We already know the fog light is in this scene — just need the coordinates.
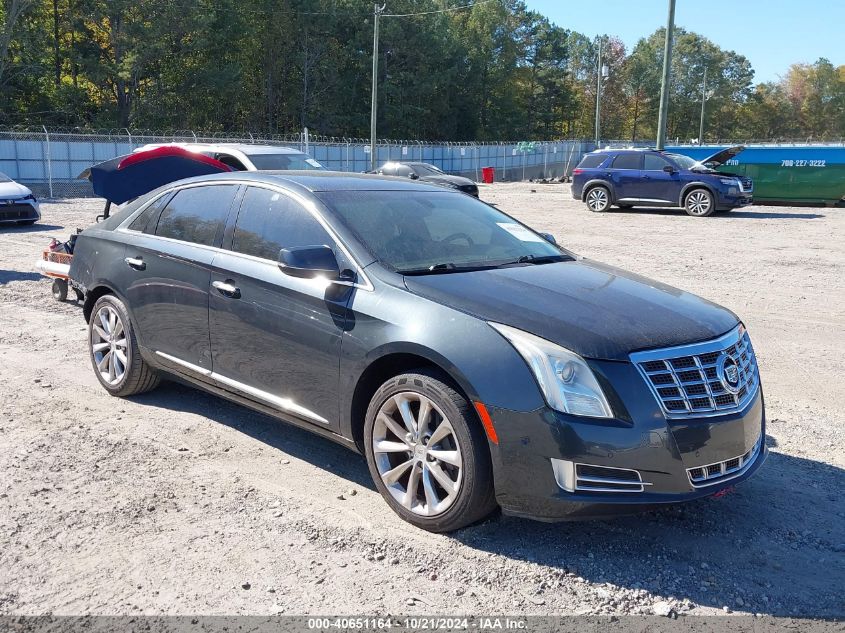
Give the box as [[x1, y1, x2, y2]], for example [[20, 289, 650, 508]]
[[550, 458, 576, 492]]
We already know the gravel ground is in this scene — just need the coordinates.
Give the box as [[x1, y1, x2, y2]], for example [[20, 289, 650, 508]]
[[0, 185, 843, 617]]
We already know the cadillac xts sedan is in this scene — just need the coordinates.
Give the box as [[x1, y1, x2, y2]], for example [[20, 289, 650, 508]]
[[69, 171, 766, 532]]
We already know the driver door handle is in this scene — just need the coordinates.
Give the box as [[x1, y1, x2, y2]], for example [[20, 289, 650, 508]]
[[124, 256, 146, 270], [212, 280, 241, 299]]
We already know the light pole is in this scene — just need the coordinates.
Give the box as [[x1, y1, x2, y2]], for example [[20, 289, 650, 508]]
[[655, 0, 676, 150], [698, 66, 708, 145], [594, 36, 603, 148], [370, 3, 386, 170]]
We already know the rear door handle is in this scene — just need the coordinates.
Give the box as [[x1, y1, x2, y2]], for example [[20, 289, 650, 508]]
[[124, 257, 146, 270], [212, 280, 241, 299]]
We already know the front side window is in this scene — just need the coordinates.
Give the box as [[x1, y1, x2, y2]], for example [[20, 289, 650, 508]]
[[409, 163, 443, 176], [232, 187, 333, 261], [154, 185, 237, 246], [643, 154, 672, 171], [611, 153, 641, 170], [318, 191, 568, 274]]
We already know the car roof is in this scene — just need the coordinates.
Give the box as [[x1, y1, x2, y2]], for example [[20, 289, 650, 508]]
[[135, 142, 305, 155], [178, 170, 451, 193]]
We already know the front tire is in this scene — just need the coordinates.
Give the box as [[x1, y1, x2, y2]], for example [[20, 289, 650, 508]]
[[684, 188, 715, 217], [363, 370, 496, 532], [585, 186, 611, 212], [88, 294, 160, 397]]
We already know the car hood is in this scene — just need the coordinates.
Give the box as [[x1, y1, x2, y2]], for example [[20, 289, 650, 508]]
[[699, 145, 745, 167], [420, 174, 476, 187], [0, 181, 32, 198], [403, 259, 739, 361]]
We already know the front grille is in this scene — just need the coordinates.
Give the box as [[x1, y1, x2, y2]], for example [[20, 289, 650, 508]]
[[630, 325, 760, 418], [687, 434, 762, 487], [0, 203, 37, 222], [551, 459, 649, 493], [739, 177, 753, 193]]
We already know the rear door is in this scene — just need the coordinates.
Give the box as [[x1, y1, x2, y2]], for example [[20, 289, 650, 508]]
[[207, 185, 354, 431], [122, 183, 239, 371], [637, 153, 683, 202], [608, 153, 643, 199]]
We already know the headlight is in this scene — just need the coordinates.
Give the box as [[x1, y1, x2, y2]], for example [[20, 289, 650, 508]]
[[489, 322, 613, 418], [719, 178, 738, 187], [21, 193, 36, 202]]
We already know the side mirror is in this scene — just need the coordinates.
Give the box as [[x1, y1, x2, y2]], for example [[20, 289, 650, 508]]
[[279, 245, 340, 279], [663, 165, 676, 173], [408, 173, 420, 180], [540, 232, 557, 245]]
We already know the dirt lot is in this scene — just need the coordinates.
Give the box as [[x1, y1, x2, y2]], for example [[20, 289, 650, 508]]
[[1, 184, 843, 618]]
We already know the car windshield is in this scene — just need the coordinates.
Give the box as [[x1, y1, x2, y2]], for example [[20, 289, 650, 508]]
[[410, 163, 444, 177], [246, 153, 324, 170], [318, 191, 569, 274], [664, 153, 711, 171], [0, 172, 11, 183]]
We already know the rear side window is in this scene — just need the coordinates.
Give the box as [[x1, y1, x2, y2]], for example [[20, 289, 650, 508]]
[[154, 185, 237, 247], [232, 187, 334, 261], [643, 154, 672, 171], [576, 154, 606, 169], [611, 153, 642, 170], [128, 194, 168, 233]]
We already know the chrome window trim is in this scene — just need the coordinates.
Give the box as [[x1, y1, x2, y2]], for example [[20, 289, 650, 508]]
[[154, 351, 329, 425], [116, 178, 373, 291], [629, 324, 761, 419]]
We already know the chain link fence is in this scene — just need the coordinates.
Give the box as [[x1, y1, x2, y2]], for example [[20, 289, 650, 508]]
[[0, 127, 592, 198]]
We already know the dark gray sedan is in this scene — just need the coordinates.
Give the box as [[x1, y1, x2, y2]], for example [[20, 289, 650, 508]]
[[69, 171, 766, 532]]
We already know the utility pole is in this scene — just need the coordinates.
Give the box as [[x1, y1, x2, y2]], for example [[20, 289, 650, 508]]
[[370, 3, 386, 170], [655, 0, 676, 150], [594, 36, 602, 148], [698, 67, 707, 146]]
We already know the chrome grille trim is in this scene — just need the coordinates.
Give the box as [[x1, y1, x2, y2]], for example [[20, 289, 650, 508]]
[[630, 325, 760, 419], [687, 434, 762, 488]]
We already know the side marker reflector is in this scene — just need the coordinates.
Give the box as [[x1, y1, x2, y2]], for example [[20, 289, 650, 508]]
[[473, 402, 498, 445]]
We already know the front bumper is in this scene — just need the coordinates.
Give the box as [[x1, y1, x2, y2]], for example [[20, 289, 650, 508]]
[[717, 190, 753, 209], [489, 361, 766, 521], [0, 200, 40, 224]]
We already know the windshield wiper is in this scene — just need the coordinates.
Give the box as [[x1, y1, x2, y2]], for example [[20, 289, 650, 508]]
[[400, 262, 499, 276], [498, 254, 568, 266]]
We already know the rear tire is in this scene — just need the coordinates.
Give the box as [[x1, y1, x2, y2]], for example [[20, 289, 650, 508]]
[[88, 294, 160, 397], [585, 186, 611, 212], [363, 369, 497, 532], [684, 188, 715, 217]]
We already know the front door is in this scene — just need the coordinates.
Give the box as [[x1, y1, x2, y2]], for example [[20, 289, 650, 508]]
[[635, 153, 683, 203], [208, 185, 354, 431], [123, 183, 239, 371]]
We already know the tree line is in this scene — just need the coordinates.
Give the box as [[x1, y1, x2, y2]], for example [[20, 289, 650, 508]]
[[1, 0, 843, 141]]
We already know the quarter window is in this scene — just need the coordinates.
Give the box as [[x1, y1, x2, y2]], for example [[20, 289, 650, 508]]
[[611, 154, 642, 170], [232, 187, 334, 261], [644, 154, 672, 171], [576, 154, 606, 169], [128, 194, 169, 233], [154, 185, 237, 246]]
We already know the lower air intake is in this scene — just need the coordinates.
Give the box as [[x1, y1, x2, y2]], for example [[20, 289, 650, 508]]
[[551, 459, 649, 493]]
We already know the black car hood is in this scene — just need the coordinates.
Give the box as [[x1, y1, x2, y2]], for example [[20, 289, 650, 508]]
[[421, 174, 476, 187], [700, 145, 745, 167], [404, 259, 739, 361]]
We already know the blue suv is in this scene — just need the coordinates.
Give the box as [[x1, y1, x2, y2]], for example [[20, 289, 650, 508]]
[[571, 147, 753, 217]]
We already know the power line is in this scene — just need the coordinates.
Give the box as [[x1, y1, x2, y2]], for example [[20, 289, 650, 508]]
[[383, 0, 498, 18]]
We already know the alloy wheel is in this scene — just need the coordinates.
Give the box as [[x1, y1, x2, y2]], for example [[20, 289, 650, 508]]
[[372, 392, 463, 516], [586, 187, 609, 211], [686, 191, 712, 215], [91, 305, 128, 385]]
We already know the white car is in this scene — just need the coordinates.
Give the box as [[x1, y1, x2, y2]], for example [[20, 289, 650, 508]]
[[132, 142, 324, 172], [0, 171, 41, 225]]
